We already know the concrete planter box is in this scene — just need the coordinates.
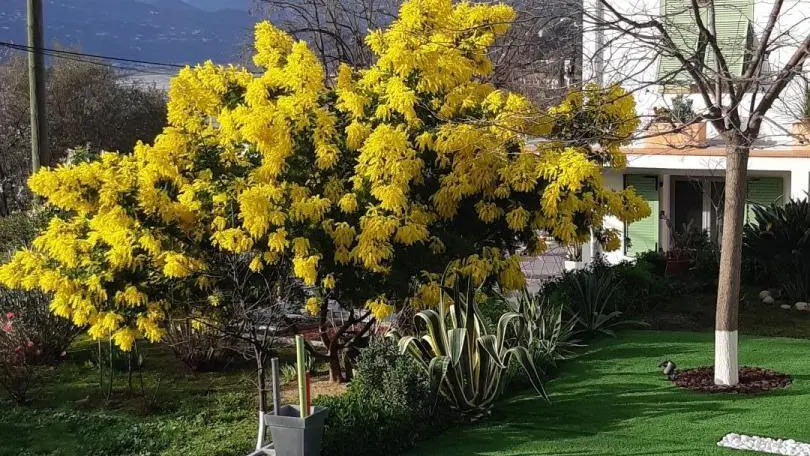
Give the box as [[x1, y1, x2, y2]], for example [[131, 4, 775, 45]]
[[793, 121, 810, 146], [646, 122, 707, 148], [267, 406, 329, 456]]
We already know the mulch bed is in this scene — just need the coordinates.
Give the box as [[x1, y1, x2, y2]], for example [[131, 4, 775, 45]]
[[672, 366, 792, 394]]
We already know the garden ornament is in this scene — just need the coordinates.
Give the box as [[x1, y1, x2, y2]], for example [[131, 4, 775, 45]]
[[659, 360, 677, 380]]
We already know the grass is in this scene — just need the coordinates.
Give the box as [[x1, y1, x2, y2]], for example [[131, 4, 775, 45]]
[[411, 330, 810, 456], [0, 337, 343, 456]]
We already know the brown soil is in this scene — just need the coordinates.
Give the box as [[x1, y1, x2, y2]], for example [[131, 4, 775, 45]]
[[671, 366, 791, 394], [279, 374, 346, 404]]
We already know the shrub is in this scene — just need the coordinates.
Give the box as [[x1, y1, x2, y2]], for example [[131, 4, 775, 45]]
[[609, 259, 668, 315], [162, 319, 237, 372], [0, 311, 38, 404], [0, 211, 50, 253], [397, 280, 545, 421], [743, 199, 810, 302], [314, 339, 445, 456], [543, 260, 641, 336], [0, 289, 79, 365]]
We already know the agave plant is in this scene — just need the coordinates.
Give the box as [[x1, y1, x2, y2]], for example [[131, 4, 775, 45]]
[[395, 280, 547, 421], [512, 289, 581, 367]]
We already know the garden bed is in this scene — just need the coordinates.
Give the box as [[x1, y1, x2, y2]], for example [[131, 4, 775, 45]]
[[672, 367, 791, 394]]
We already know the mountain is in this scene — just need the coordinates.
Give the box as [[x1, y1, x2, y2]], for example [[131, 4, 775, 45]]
[[0, 0, 257, 65]]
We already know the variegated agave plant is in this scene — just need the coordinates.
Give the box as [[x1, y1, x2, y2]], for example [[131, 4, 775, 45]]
[[394, 280, 547, 421]]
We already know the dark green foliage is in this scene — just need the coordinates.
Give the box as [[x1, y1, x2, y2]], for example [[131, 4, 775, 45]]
[[0, 210, 50, 254], [743, 199, 810, 301], [314, 340, 447, 456], [608, 259, 668, 315]]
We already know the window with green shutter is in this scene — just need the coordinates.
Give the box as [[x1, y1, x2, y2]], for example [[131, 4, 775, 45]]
[[703, 0, 754, 78], [624, 175, 660, 256], [746, 177, 784, 223], [658, 0, 753, 85]]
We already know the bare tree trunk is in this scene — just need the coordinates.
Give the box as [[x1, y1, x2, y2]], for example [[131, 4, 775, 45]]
[[328, 350, 344, 383], [714, 133, 749, 386], [254, 345, 268, 451]]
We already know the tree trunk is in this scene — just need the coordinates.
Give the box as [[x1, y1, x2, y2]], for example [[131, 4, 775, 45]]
[[328, 350, 344, 383], [714, 133, 749, 386], [254, 345, 268, 451]]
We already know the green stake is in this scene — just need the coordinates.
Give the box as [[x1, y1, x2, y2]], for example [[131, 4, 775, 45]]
[[295, 335, 308, 418]]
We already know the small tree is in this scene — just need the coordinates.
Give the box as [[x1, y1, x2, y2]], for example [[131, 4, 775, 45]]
[[0, 0, 648, 389]]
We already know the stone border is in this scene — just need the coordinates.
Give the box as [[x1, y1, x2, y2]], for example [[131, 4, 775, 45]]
[[718, 433, 810, 455]]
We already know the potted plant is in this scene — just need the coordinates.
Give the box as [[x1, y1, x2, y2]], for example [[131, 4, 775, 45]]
[[564, 244, 585, 271], [792, 85, 810, 146], [647, 95, 706, 148], [665, 219, 709, 275]]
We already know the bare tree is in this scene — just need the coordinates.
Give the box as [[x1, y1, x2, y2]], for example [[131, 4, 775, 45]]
[[581, 0, 810, 385]]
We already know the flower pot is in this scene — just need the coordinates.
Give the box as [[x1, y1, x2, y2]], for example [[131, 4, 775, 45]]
[[792, 121, 810, 146], [267, 406, 329, 456], [564, 260, 585, 271], [646, 122, 707, 148], [665, 250, 692, 275]]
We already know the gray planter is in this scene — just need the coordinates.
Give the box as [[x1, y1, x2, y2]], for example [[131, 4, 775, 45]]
[[266, 406, 329, 456]]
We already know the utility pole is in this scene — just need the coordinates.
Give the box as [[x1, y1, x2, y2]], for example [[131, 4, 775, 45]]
[[27, 0, 48, 172]]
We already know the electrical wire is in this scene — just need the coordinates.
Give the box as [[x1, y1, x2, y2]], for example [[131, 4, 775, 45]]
[[0, 41, 187, 69]]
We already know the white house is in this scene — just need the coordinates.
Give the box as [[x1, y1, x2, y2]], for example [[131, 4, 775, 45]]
[[576, 0, 810, 265]]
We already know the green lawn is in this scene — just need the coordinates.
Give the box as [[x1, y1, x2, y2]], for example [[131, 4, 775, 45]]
[[412, 331, 810, 456]]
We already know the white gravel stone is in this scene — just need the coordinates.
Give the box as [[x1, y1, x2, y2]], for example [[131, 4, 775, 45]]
[[763, 296, 775, 304], [795, 302, 809, 311], [781, 304, 792, 310], [718, 433, 810, 455], [760, 290, 773, 300]]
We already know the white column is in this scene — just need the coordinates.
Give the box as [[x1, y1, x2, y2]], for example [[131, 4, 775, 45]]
[[659, 174, 671, 252], [789, 168, 810, 201]]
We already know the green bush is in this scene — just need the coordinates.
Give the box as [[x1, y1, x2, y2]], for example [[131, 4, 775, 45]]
[[314, 339, 447, 456], [0, 210, 49, 254], [743, 199, 810, 302]]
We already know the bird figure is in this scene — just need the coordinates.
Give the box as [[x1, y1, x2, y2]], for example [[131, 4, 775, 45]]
[[659, 360, 677, 380]]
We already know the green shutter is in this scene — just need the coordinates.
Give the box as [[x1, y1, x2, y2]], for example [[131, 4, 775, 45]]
[[658, 0, 753, 83], [625, 175, 660, 256], [659, 0, 701, 84], [703, 0, 753, 78], [746, 177, 784, 223]]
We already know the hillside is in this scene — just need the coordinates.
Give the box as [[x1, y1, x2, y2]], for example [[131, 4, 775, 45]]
[[0, 0, 256, 65]]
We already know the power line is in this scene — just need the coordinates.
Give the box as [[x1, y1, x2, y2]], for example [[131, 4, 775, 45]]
[[0, 41, 262, 77], [0, 41, 187, 70]]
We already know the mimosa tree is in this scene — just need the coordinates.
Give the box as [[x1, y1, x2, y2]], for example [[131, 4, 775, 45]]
[[0, 0, 648, 383]]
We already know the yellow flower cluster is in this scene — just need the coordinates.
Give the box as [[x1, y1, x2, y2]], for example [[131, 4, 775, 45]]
[[0, 0, 649, 350]]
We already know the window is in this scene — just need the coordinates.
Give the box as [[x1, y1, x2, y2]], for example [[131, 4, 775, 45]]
[[658, 0, 754, 88]]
